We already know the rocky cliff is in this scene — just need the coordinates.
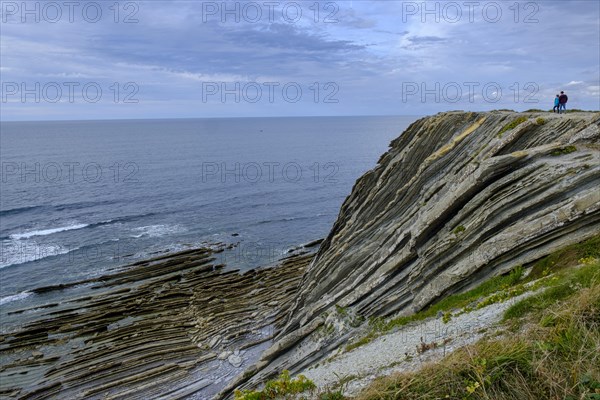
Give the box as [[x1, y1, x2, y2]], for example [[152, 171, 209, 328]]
[[3, 111, 598, 399], [222, 110, 600, 395]]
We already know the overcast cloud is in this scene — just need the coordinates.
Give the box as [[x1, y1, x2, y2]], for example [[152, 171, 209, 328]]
[[1, 0, 598, 120]]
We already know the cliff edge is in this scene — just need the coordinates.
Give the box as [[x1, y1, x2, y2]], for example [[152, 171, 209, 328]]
[[223, 110, 600, 395]]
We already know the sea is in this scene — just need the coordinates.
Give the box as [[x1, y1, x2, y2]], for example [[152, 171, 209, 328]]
[[0, 116, 418, 329]]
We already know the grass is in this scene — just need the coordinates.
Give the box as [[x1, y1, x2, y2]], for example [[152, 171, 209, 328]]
[[346, 266, 526, 351], [535, 117, 546, 125], [234, 370, 315, 400], [346, 334, 378, 352], [504, 259, 599, 321], [526, 234, 600, 279], [551, 145, 577, 156], [318, 391, 346, 400], [243, 237, 600, 399], [345, 234, 600, 351], [355, 258, 600, 400], [233, 369, 351, 400], [497, 116, 528, 137], [453, 225, 466, 235]]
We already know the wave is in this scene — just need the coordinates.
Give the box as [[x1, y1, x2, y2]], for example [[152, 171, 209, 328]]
[[0, 200, 119, 217], [0, 205, 47, 217], [0, 240, 73, 269], [95, 212, 156, 225], [53, 199, 120, 212], [131, 224, 187, 238], [9, 223, 89, 240], [0, 291, 32, 306], [255, 216, 316, 225], [5, 212, 158, 241]]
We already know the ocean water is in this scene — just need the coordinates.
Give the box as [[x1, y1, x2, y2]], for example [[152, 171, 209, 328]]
[[0, 116, 418, 325]]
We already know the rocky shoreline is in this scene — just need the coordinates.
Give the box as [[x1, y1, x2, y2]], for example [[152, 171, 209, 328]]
[[0, 247, 314, 399], [2, 111, 598, 400]]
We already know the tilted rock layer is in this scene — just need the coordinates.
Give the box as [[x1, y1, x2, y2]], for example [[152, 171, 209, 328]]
[[0, 249, 313, 399], [224, 111, 600, 394]]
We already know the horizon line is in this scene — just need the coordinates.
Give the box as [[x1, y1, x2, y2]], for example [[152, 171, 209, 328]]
[[0, 114, 427, 123]]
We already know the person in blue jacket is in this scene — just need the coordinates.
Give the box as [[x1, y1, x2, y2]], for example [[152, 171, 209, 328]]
[[553, 94, 560, 113]]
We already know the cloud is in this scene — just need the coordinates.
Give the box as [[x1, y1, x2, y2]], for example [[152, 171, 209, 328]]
[[407, 35, 446, 44], [1, 0, 598, 120]]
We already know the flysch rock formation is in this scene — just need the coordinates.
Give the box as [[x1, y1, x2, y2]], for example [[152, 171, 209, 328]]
[[220, 111, 600, 396], [0, 248, 313, 399], [2, 111, 598, 400]]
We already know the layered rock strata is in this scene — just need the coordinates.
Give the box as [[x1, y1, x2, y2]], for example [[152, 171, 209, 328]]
[[0, 248, 312, 399], [222, 111, 600, 395]]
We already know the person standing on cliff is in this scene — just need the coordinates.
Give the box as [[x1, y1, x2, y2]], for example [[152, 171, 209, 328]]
[[558, 91, 568, 114], [553, 94, 560, 113]]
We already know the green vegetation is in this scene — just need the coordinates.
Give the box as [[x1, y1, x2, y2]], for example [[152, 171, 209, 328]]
[[346, 235, 600, 351], [498, 116, 528, 137], [318, 390, 346, 400], [244, 237, 600, 400], [524, 109, 545, 113], [346, 333, 378, 352], [234, 370, 351, 400], [334, 304, 365, 328], [503, 261, 597, 322], [551, 145, 577, 156], [527, 234, 600, 279], [234, 370, 316, 400], [356, 256, 600, 400], [346, 265, 527, 351], [335, 304, 348, 317], [453, 225, 466, 235], [535, 117, 546, 125], [504, 258, 599, 321]]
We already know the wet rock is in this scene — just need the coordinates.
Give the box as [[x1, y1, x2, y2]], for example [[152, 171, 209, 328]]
[[1, 247, 313, 399], [304, 238, 324, 248]]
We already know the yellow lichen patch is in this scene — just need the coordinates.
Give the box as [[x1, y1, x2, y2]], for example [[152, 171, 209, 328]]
[[425, 117, 487, 162], [509, 150, 529, 158]]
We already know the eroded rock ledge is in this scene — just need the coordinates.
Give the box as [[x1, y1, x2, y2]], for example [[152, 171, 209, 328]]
[[221, 111, 600, 396], [0, 248, 313, 399]]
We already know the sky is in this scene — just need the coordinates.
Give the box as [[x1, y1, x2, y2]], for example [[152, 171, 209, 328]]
[[0, 0, 599, 120]]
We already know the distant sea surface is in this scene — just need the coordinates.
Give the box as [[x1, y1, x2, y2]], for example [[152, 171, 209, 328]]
[[0, 116, 418, 326]]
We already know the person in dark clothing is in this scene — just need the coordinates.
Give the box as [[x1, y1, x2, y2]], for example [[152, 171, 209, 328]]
[[553, 94, 560, 113], [558, 91, 568, 114]]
